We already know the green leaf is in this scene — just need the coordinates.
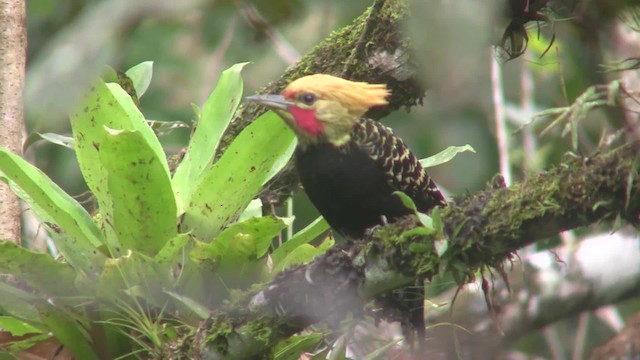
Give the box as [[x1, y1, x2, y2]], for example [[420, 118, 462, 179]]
[[0, 334, 51, 353], [420, 145, 475, 168], [215, 216, 288, 260], [99, 128, 177, 256], [172, 62, 249, 211], [431, 207, 443, 234], [274, 238, 334, 273], [23, 132, 75, 151], [434, 239, 448, 258], [70, 79, 171, 255], [181, 111, 295, 240], [125, 61, 153, 97], [39, 305, 100, 360], [0, 242, 77, 297], [164, 291, 210, 320], [238, 198, 263, 222], [401, 227, 434, 238], [0, 148, 105, 277], [188, 239, 217, 272], [393, 191, 417, 212], [189, 216, 287, 276], [147, 119, 189, 137], [271, 216, 329, 266], [0, 282, 40, 322], [0, 316, 43, 336], [154, 233, 191, 264], [417, 213, 433, 229], [273, 332, 324, 360]]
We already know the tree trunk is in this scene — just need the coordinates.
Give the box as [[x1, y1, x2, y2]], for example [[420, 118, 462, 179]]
[[0, 0, 27, 244]]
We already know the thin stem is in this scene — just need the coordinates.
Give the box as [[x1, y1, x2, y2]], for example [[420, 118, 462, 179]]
[[572, 312, 590, 360], [520, 54, 537, 170], [490, 49, 512, 186]]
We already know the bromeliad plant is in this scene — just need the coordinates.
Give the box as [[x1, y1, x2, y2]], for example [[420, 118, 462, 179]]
[[0, 62, 333, 359]]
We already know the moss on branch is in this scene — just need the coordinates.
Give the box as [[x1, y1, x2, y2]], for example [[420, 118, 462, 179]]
[[168, 143, 640, 359]]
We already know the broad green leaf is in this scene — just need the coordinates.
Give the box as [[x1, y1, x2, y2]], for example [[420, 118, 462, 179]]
[[0, 282, 40, 322], [0, 242, 77, 297], [273, 332, 324, 360], [190, 216, 287, 274], [238, 198, 263, 222], [271, 216, 329, 266], [172, 62, 249, 211], [189, 239, 217, 272], [70, 79, 170, 255], [266, 138, 297, 181], [154, 233, 191, 264], [0, 334, 50, 353], [39, 305, 100, 360], [215, 216, 288, 260], [0, 148, 105, 277], [125, 61, 153, 97], [420, 145, 475, 168], [0, 316, 43, 336], [99, 128, 177, 255], [181, 111, 295, 240], [274, 238, 334, 273]]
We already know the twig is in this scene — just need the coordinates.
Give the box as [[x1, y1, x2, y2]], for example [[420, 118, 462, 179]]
[[490, 49, 512, 186]]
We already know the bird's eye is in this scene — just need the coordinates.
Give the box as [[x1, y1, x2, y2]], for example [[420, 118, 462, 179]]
[[299, 93, 316, 105]]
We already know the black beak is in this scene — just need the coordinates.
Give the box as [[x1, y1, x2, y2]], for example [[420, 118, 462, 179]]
[[245, 94, 293, 110]]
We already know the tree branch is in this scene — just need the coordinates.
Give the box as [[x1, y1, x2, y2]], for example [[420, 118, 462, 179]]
[[422, 232, 640, 359], [170, 142, 640, 359]]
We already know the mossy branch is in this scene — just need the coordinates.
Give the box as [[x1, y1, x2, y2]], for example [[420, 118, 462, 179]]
[[169, 143, 640, 359]]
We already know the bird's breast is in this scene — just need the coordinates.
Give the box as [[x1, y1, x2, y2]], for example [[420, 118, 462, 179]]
[[294, 142, 413, 238]]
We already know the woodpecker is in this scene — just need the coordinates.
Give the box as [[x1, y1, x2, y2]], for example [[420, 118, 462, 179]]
[[246, 74, 445, 238], [247, 74, 446, 351]]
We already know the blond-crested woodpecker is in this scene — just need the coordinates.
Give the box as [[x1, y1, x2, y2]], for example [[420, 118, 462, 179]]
[[247, 74, 446, 350], [246, 74, 445, 238]]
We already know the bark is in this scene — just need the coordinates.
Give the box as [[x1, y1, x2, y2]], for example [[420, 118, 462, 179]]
[[0, 0, 26, 244], [168, 142, 640, 359]]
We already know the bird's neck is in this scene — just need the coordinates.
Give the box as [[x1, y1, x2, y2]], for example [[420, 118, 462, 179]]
[[295, 109, 362, 149], [296, 123, 358, 150]]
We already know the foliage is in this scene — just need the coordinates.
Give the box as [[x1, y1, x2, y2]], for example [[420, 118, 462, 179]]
[[0, 62, 327, 358]]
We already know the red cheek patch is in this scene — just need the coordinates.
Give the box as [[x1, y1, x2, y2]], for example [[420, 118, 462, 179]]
[[288, 106, 324, 136]]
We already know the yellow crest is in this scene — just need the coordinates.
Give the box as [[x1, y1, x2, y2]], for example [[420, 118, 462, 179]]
[[283, 74, 390, 116]]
